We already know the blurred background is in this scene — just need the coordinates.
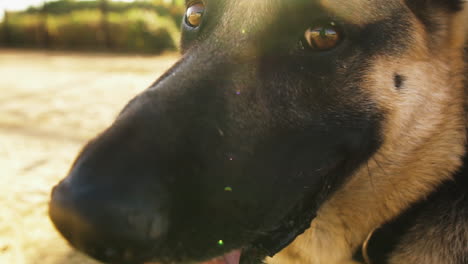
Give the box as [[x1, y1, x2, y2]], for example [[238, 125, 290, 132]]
[[0, 0, 182, 263], [1, 0, 184, 53]]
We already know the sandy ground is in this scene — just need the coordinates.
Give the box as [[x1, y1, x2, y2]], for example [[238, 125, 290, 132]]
[[0, 49, 178, 264]]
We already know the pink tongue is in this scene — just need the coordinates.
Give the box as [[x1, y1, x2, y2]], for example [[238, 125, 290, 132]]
[[201, 249, 242, 264]]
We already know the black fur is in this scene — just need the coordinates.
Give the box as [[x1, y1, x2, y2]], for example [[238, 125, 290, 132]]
[[406, 0, 465, 13]]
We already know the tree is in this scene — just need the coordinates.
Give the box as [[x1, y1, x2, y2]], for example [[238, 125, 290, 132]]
[[40, 0, 50, 48], [2, 10, 10, 46], [100, 0, 111, 49]]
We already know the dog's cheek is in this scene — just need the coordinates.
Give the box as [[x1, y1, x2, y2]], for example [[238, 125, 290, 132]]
[[364, 13, 466, 152], [268, 10, 467, 263]]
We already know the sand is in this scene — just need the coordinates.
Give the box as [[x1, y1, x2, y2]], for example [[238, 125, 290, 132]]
[[0, 49, 178, 264]]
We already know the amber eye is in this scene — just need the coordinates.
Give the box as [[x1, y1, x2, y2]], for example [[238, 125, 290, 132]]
[[186, 1, 205, 28], [304, 23, 342, 51]]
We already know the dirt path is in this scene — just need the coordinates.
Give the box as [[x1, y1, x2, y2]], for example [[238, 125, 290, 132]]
[[0, 49, 178, 264]]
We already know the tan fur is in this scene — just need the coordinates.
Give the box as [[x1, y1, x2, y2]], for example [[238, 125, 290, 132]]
[[387, 7, 468, 264], [320, 0, 401, 25], [268, 3, 468, 264]]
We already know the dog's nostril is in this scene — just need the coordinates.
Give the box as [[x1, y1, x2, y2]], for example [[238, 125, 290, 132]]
[[125, 212, 169, 240], [50, 181, 169, 263]]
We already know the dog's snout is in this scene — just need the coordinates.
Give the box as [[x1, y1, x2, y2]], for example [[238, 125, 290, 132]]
[[48, 73, 232, 262], [49, 161, 169, 264]]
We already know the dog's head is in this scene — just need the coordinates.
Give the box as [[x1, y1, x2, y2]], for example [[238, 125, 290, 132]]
[[49, 1, 467, 263]]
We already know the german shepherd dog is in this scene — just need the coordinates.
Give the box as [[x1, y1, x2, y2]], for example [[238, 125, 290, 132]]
[[49, 0, 468, 263]]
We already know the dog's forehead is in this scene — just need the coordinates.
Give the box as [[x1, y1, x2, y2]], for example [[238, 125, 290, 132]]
[[221, 0, 402, 25], [320, 0, 402, 24]]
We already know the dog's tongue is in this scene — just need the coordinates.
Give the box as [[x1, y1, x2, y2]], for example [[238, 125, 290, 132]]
[[201, 250, 242, 264]]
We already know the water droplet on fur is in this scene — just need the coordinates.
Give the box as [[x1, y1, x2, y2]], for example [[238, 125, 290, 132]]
[[226, 153, 238, 162]]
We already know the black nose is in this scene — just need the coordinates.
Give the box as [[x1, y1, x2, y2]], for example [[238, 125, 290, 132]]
[[49, 171, 169, 264]]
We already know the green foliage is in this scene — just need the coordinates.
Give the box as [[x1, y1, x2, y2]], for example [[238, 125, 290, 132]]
[[1, 0, 185, 54], [0, 14, 45, 48], [26, 0, 184, 24]]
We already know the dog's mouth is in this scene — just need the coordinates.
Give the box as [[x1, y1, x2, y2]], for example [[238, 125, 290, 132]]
[[194, 189, 320, 264], [140, 162, 329, 264], [145, 250, 242, 264], [199, 250, 242, 264], [143, 250, 242, 264], [142, 192, 319, 264]]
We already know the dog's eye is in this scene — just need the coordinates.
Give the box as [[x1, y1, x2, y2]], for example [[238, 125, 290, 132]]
[[304, 23, 342, 51], [186, 1, 205, 28]]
